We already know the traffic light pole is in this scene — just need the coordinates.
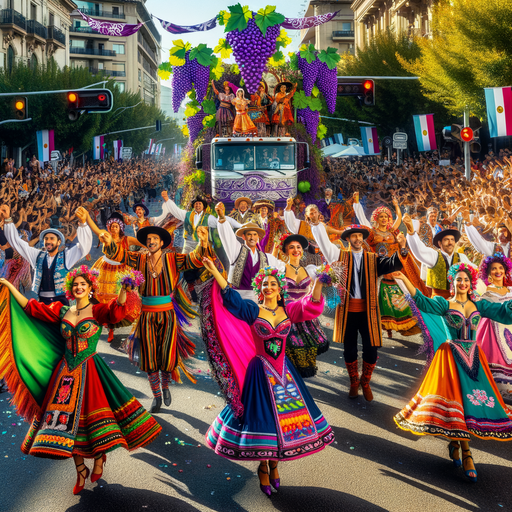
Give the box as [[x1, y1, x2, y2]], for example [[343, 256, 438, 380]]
[[463, 106, 471, 180], [0, 118, 32, 125]]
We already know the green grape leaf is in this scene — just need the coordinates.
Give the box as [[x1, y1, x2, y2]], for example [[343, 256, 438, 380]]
[[239, 77, 245, 86], [308, 96, 323, 112], [202, 99, 217, 115], [185, 103, 201, 118], [217, 10, 230, 26], [189, 44, 214, 67], [292, 90, 309, 110], [210, 56, 224, 80], [225, 4, 252, 32], [254, 5, 285, 36], [203, 114, 216, 128], [288, 52, 298, 70], [311, 85, 320, 97], [214, 38, 232, 59], [268, 50, 285, 67], [169, 39, 192, 66], [187, 89, 197, 100], [230, 63, 240, 75], [318, 47, 341, 69], [317, 123, 327, 140], [157, 62, 173, 80], [300, 43, 317, 64]]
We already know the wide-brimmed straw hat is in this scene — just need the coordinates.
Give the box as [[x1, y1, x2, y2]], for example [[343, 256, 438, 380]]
[[235, 222, 266, 239]]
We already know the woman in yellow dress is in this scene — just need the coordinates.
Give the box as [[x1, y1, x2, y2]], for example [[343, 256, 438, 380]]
[[232, 89, 257, 137]]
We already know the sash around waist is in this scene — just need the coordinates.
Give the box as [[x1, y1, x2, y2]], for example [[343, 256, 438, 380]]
[[141, 295, 174, 312], [347, 298, 367, 312]]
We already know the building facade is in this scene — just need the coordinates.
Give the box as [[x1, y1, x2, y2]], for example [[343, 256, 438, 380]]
[[70, 0, 160, 105], [351, 0, 434, 49], [0, 0, 75, 70], [300, 0, 355, 54]]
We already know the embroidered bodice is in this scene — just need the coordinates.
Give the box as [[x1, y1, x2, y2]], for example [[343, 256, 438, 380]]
[[367, 229, 399, 257], [284, 276, 311, 301], [481, 287, 512, 303], [252, 317, 292, 376], [444, 309, 481, 341]]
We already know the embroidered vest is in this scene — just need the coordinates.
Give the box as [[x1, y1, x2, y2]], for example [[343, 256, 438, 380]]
[[426, 252, 461, 291], [33, 250, 67, 295], [231, 245, 268, 289], [183, 211, 222, 251]]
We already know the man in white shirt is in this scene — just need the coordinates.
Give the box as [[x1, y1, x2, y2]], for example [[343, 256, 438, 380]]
[[216, 202, 285, 302], [0, 205, 93, 305]]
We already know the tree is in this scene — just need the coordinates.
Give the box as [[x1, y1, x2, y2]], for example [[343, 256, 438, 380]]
[[398, 0, 512, 118]]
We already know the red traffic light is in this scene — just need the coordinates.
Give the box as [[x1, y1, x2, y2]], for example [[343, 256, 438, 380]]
[[98, 94, 107, 102], [68, 92, 78, 103], [460, 127, 474, 142], [363, 80, 373, 90]]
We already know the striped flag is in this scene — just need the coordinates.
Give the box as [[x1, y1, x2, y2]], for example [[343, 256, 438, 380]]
[[148, 139, 155, 153], [413, 114, 437, 152], [485, 86, 512, 138], [36, 130, 54, 162], [93, 135, 104, 160], [360, 127, 379, 155], [113, 140, 123, 160]]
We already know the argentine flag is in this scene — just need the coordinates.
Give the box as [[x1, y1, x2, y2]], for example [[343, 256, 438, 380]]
[[485, 86, 512, 138], [360, 127, 379, 155], [413, 114, 437, 152]]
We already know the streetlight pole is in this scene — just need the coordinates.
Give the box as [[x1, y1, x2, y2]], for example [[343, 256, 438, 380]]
[[463, 106, 471, 181]]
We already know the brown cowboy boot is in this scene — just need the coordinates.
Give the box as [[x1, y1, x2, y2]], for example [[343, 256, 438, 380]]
[[345, 361, 360, 398], [360, 361, 377, 402]]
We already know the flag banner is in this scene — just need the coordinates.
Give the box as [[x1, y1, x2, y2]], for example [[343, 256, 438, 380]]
[[93, 135, 105, 160], [413, 114, 437, 152], [163, 147, 166, 155], [153, 15, 217, 35], [360, 127, 379, 155], [282, 11, 340, 30], [36, 130, 54, 163], [156, 143, 162, 155], [75, 9, 143, 36], [113, 140, 123, 160], [150, 143, 157, 155], [148, 139, 155, 154], [333, 133, 344, 145], [485, 86, 512, 138]]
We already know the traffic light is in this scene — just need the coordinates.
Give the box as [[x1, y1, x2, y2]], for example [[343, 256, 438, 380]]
[[14, 97, 27, 120], [156, 120, 162, 132], [337, 79, 375, 106], [460, 127, 474, 142], [66, 89, 113, 121], [469, 116, 482, 154], [451, 118, 482, 153], [362, 79, 375, 106]]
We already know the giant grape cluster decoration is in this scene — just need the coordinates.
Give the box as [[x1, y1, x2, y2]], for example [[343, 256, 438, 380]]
[[190, 58, 210, 104], [317, 62, 337, 114], [226, 16, 281, 94], [297, 107, 320, 143], [297, 54, 320, 97], [172, 52, 192, 113], [187, 109, 207, 143]]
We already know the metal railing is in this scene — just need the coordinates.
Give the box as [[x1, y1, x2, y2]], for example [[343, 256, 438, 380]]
[[137, 33, 157, 63], [332, 30, 354, 38], [135, 2, 161, 43], [27, 19, 47, 39], [70, 26, 98, 34], [77, 7, 125, 19], [142, 59, 157, 80], [71, 47, 116, 56], [47, 25, 66, 45], [89, 67, 126, 77], [0, 9, 27, 31]]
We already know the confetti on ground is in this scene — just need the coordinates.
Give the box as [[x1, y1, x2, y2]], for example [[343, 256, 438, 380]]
[[203, 405, 217, 410]]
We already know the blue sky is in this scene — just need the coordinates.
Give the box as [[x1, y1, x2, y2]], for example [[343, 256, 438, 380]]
[[146, 1, 310, 83]]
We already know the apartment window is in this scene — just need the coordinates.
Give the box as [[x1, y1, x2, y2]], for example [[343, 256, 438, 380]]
[[112, 6, 119, 15], [112, 44, 125, 55], [113, 62, 125, 71], [115, 82, 125, 93], [49, 12, 54, 26], [342, 22, 352, 31], [70, 39, 85, 48], [98, 62, 104, 69], [138, 69, 141, 82], [30, 3, 36, 20]]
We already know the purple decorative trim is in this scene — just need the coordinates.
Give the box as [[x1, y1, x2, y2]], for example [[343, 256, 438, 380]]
[[78, 10, 143, 36], [282, 11, 340, 30], [404, 293, 435, 370]]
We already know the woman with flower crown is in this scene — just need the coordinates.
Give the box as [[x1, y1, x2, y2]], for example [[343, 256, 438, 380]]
[[476, 253, 512, 401], [0, 266, 161, 495], [393, 263, 512, 483], [201, 258, 334, 496]]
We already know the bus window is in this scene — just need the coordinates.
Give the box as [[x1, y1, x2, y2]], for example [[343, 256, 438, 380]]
[[257, 147, 271, 168]]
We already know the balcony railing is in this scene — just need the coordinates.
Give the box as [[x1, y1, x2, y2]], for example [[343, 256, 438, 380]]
[[77, 7, 125, 19], [332, 30, 354, 38], [142, 59, 157, 80], [0, 8, 27, 31], [138, 33, 157, 63], [27, 19, 47, 39], [71, 47, 116, 56], [135, 2, 161, 43], [89, 67, 126, 77], [47, 25, 66, 45], [70, 26, 100, 34]]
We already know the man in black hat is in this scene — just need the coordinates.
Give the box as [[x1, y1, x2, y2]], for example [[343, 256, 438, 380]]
[[312, 222, 406, 402], [125, 194, 170, 238], [100, 224, 213, 413]]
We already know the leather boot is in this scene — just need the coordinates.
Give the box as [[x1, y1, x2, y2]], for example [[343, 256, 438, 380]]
[[345, 361, 360, 399], [150, 397, 162, 413], [360, 361, 377, 402], [162, 388, 172, 407]]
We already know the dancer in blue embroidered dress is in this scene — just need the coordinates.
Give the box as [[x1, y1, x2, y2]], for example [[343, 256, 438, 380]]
[[201, 257, 334, 496]]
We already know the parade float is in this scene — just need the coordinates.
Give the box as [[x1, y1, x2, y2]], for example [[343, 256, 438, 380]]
[[158, 4, 341, 209]]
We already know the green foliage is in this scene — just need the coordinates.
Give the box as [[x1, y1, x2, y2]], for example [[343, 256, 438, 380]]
[[189, 44, 215, 67], [318, 48, 340, 70], [300, 44, 317, 64], [254, 6, 285, 36], [225, 4, 252, 32], [0, 61, 185, 157]]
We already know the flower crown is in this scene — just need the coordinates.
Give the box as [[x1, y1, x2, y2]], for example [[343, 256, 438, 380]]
[[273, 232, 292, 250], [106, 217, 125, 233], [251, 266, 289, 298], [65, 265, 100, 301], [447, 262, 478, 297], [478, 252, 512, 286], [115, 269, 145, 291], [370, 206, 393, 230]]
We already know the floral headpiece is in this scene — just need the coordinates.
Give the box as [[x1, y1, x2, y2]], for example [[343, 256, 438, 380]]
[[274, 232, 292, 250], [370, 206, 393, 230], [106, 217, 125, 233], [251, 266, 289, 299], [447, 262, 478, 298], [65, 265, 100, 301], [478, 253, 512, 286]]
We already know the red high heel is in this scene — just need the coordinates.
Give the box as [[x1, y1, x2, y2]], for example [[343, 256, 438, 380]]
[[73, 463, 90, 495], [91, 453, 107, 483], [107, 329, 114, 343]]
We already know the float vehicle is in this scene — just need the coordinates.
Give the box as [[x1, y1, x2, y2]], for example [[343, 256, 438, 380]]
[[196, 136, 310, 208]]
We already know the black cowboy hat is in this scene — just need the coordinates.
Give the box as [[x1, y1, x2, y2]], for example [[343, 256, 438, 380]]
[[275, 81, 294, 93], [282, 234, 309, 252], [433, 228, 461, 247], [108, 212, 124, 223], [137, 226, 172, 249], [190, 196, 208, 210], [133, 203, 149, 217], [341, 224, 370, 241]]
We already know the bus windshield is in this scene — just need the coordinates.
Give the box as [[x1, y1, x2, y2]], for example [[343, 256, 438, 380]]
[[213, 143, 295, 171]]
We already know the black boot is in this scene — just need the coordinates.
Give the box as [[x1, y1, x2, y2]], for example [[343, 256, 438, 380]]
[[162, 388, 172, 407], [150, 397, 162, 413]]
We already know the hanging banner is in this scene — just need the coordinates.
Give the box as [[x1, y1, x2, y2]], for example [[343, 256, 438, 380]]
[[153, 15, 217, 35], [93, 135, 105, 160], [113, 140, 123, 161], [148, 139, 155, 154], [413, 114, 437, 152], [282, 11, 340, 30], [484, 86, 512, 138], [360, 127, 379, 155], [76, 9, 143, 37], [36, 130, 55, 163]]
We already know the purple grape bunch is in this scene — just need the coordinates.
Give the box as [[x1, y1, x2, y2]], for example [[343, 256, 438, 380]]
[[226, 16, 281, 94], [172, 52, 192, 113], [297, 107, 320, 143], [297, 54, 320, 97], [190, 58, 210, 104], [187, 108, 207, 143], [317, 62, 337, 114]]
